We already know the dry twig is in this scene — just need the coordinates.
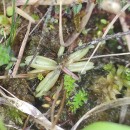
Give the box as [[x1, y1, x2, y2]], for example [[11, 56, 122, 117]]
[[51, 79, 63, 129], [15, 7, 35, 23], [12, 21, 31, 77], [22, 115, 30, 130], [81, 52, 130, 60], [52, 90, 66, 130]]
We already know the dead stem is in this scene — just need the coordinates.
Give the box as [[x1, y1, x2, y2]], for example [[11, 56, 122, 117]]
[[52, 90, 66, 129], [15, 7, 35, 23], [0, 73, 35, 79], [61, 67, 79, 80], [12, 21, 31, 77], [81, 52, 130, 60], [0, 70, 48, 79], [22, 115, 30, 130], [51, 79, 63, 125]]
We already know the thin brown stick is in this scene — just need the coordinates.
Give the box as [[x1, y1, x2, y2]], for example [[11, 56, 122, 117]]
[[16, 7, 35, 23], [0, 72, 42, 79], [52, 90, 66, 129], [12, 21, 31, 77], [22, 115, 30, 130], [51, 79, 63, 125]]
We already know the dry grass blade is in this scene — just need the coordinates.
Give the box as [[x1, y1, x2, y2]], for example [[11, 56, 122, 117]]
[[12, 21, 31, 77], [81, 52, 130, 60], [52, 90, 66, 130], [22, 115, 30, 130], [0, 73, 37, 79], [71, 97, 130, 130], [15, 7, 35, 23], [51, 80, 63, 124]]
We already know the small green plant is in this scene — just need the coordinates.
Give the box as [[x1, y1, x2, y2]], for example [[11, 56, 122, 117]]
[[31, 14, 40, 21], [68, 89, 88, 113], [0, 15, 11, 36], [25, 45, 94, 97], [6, 107, 23, 125], [0, 44, 11, 66], [37, 73, 44, 81], [6, 6, 13, 17], [72, 4, 82, 16], [64, 74, 88, 113], [104, 63, 130, 88], [92, 63, 130, 102], [64, 74, 75, 97]]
